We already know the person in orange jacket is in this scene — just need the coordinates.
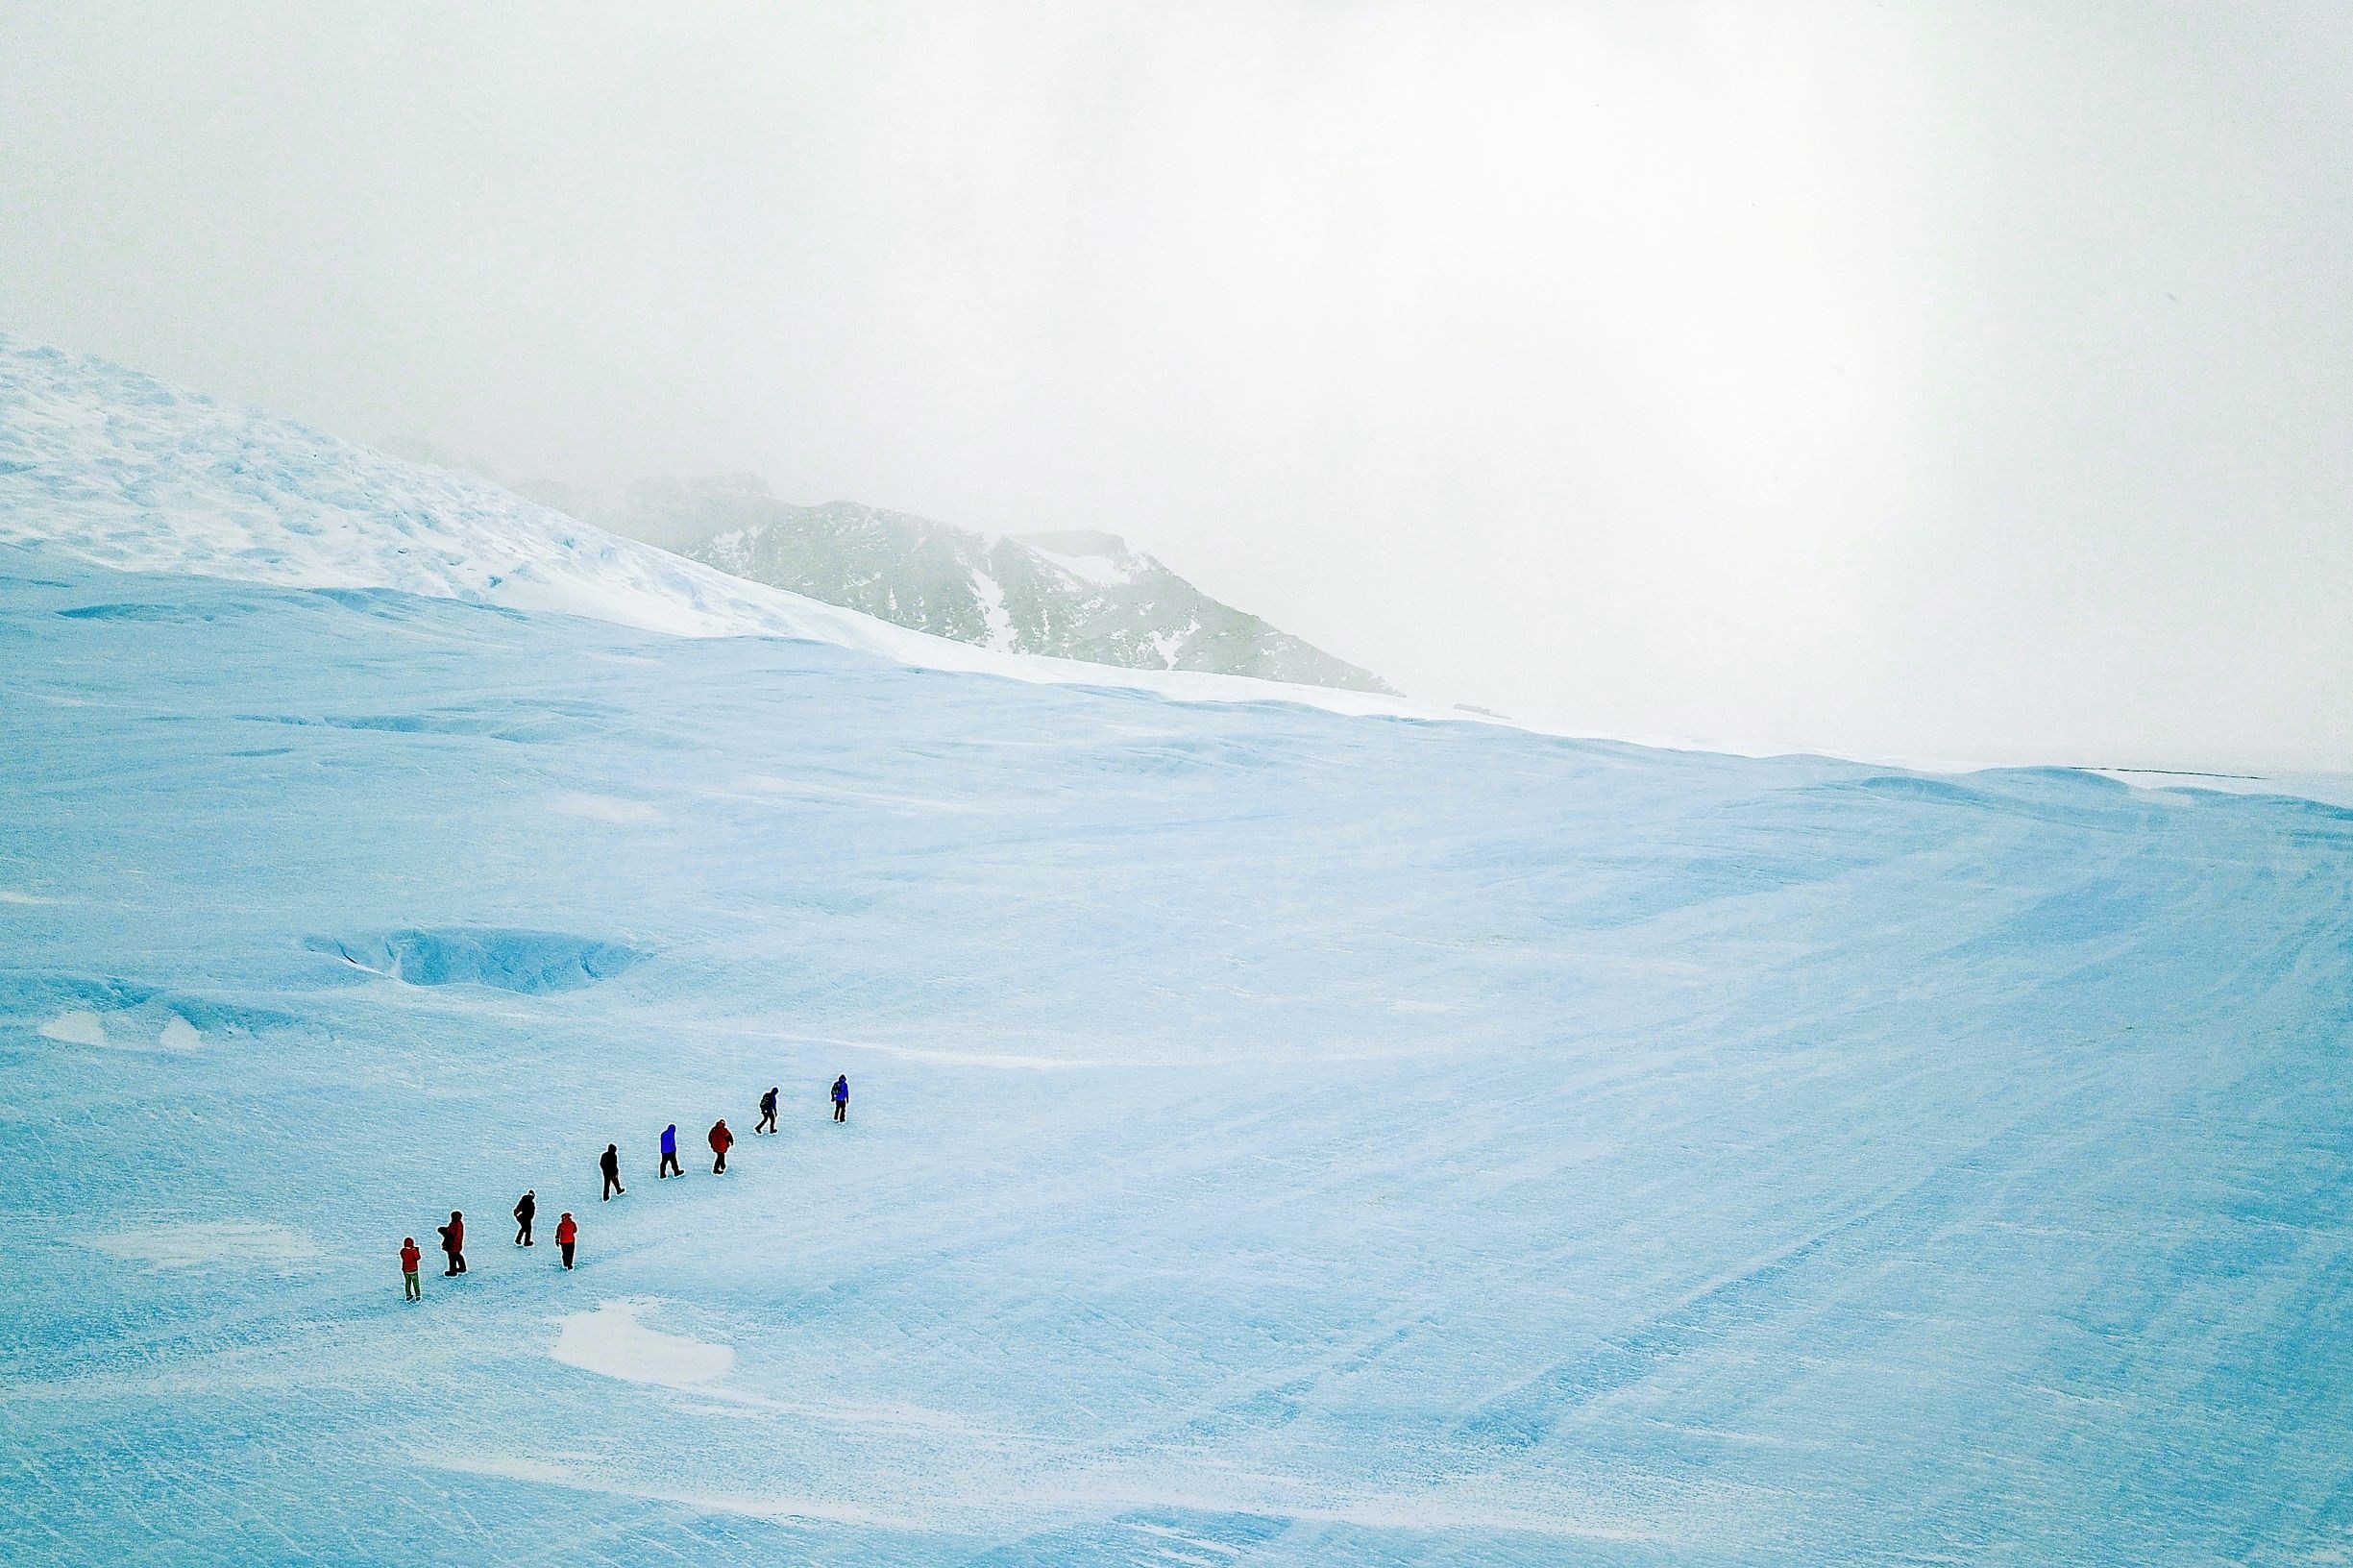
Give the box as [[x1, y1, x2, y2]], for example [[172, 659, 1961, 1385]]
[[709, 1117, 734, 1173], [555, 1212, 577, 1270], [400, 1237, 423, 1301]]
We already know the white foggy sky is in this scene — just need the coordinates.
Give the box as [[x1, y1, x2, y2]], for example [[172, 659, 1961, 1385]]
[[3, 2, 2347, 771]]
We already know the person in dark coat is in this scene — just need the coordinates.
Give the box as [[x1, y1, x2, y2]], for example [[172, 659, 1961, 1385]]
[[755, 1087, 778, 1135], [437, 1211, 466, 1276], [831, 1074, 849, 1122], [659, 1122, 682, 1178], [555, 1212, 577, 1270], [601, 1142, 625, 1200], [401, 1237, 423, 1301], [709, 1118, 734, 1173], [513, 1189, 536, 1247]]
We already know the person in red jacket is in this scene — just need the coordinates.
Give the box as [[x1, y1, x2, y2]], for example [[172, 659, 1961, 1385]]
[[400, 1237, 423, 1301], [555, 1212, 577, 1270], [708, 1117, 733, 1173], [437, 1211, 466, 1276]]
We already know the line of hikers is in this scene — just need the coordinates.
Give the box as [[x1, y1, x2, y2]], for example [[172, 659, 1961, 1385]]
[[400, 1074, 850, 1301]]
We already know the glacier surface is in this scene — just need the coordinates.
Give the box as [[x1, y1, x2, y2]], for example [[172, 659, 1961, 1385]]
[[3, 332, 2351, 1564], [4, 540, 2350, 1565]]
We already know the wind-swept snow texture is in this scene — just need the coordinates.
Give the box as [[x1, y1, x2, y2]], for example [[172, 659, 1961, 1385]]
[[4, 545, 2350, 1565]]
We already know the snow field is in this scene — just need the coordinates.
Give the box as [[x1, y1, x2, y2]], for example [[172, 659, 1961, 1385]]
[[3, 544, 2350, 1563]]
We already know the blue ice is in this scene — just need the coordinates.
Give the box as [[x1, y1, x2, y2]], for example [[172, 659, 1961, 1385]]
[[2, 543, 2349, 1564]]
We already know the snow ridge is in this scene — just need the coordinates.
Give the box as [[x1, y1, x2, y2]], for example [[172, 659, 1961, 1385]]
[[0, 333, 1430, 720]]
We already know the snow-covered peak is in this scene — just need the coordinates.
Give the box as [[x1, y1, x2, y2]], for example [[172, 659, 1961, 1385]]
[[0, 333, 1439, 720], [0, 334, 937, 659]]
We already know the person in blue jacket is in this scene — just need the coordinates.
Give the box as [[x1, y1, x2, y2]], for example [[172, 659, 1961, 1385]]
[[658, 1122, 682, 1178], [831, 1074, 849, 1123]]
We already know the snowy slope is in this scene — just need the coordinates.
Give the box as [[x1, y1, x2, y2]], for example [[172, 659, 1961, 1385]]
[[0, 334, 1425, 719], [4, 537, 2351, 1565]]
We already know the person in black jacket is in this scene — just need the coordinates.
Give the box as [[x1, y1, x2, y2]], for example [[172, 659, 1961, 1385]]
[[755, 1087, 779, 1135], [601, 1142, 625, 1200], [513, 1189, 535, 1246]]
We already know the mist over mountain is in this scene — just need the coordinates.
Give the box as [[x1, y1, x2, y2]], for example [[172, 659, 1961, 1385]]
[[381, 443, 1396, 697], [566, 476, 1396, 695]]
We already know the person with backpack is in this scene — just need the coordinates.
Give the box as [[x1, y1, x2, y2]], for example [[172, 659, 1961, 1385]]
[[659, 1123, 682, 1179], [513, 1189, 536, 1247], [437, 1211, 466, 1276], [400, 1237, 423, 1301], [555, 1212, 577, 1270], [601, 1142, 625, 1200], [755, 1087, 778, 1135], [709, 1118, 734, 1173], [831, 1074, 849, 1122]]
